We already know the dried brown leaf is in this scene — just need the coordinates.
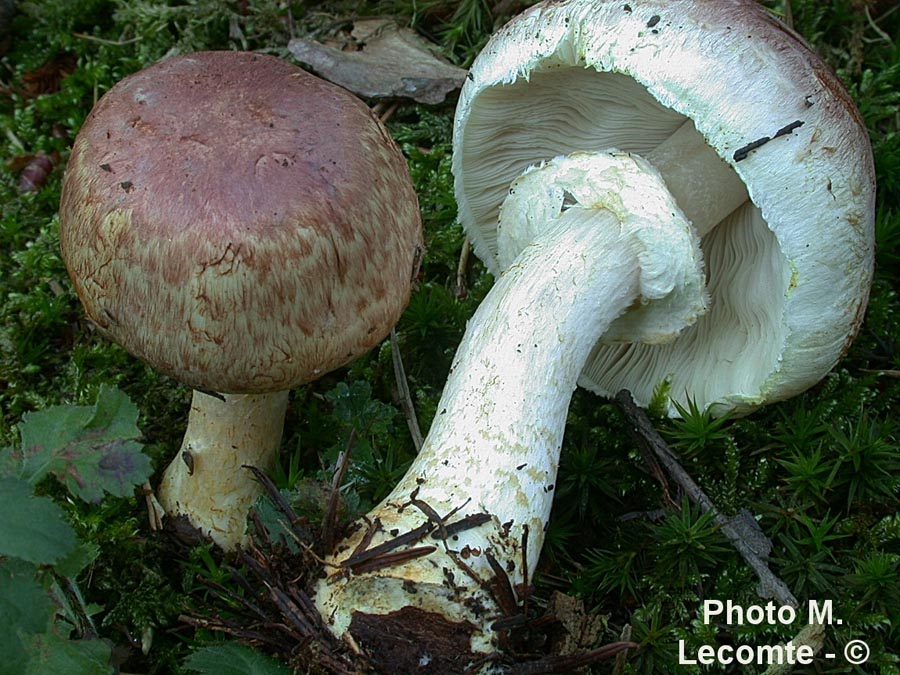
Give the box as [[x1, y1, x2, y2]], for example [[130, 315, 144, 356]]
[[288, 20, 466, 104]]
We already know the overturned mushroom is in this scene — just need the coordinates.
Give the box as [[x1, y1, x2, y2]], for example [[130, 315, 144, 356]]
[[320, 149, 706, 670], [315, 0, 875, 668], [59, 51, 422, 549], [457, 0, 875, 415]]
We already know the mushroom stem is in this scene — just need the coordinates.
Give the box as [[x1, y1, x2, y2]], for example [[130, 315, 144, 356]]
[[158, 389, 289, 548], [316, 153, 705, 663], [645, 119, 749, 236], [319, 209, 635, 654]]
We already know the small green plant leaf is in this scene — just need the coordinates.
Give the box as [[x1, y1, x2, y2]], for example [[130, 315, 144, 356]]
[[0, 476, 77, 564], [0, 558, 55, 674], [184, 643, 292, 675], [0, 385, 151, 503], [23, 632, 113, 675], [52, 540, 101, 579]]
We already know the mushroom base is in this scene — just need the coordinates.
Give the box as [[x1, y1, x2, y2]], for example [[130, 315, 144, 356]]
[[158, 389, 289, 549]]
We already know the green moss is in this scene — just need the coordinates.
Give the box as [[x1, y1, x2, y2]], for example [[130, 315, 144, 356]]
[[1, 1, 899, 673]]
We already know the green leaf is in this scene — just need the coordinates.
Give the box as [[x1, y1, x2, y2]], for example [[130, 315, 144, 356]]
[[0, 558, 55, 674], [23, 632, 113, 675], [0, 385, 152, 503], [0, 476, 77, 564], [326, 381, 395, 436], [252, 494, 300, 554], [184, 643, 292, 675], [52, 541, 101, 579]]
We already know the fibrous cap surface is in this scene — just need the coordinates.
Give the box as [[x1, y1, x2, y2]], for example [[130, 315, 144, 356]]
[[61, 51, 423, 393]]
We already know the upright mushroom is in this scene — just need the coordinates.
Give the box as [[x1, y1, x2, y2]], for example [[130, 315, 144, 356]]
[[59, 51, 422, 549], [315, 0, 875, 670]]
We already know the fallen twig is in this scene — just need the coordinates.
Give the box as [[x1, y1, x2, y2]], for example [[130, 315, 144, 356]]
[[374, 101, 400, 124], [614, 391, 831, 668], [782, 0, 793, 29], [613, 390, 798, 607], [72, 31, 140, 46], [139, 481, 164, 531], [391, 328, 424, 451], [613, 624, 633, 675], [862, 368, 900, 378], [322, 428, 357, 553], [865, 4, 893, 44], [341, 521, 434, 571], [244, 464, 313, 545], [505, 641, 640, 674]]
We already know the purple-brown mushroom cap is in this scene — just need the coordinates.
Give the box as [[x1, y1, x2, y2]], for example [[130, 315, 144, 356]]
[[60, 51, 423, 393]]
